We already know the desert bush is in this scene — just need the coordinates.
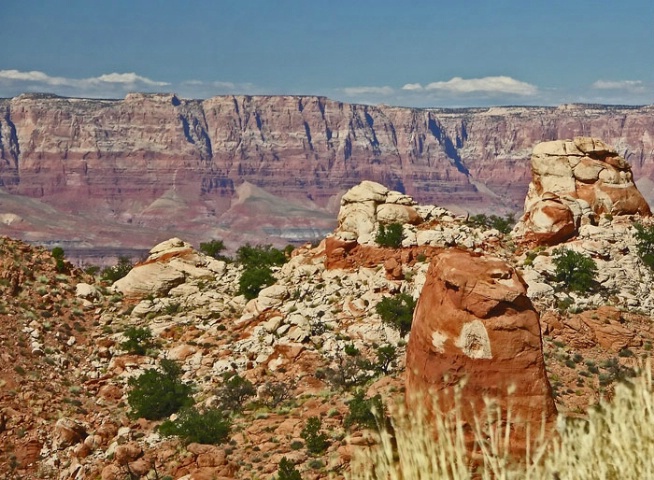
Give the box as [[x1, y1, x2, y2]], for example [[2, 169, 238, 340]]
[[236, 243, 287, 269], [552, 248, 598, 293], [276, 457, 303, 480], [238, 266, 276, 300], [349, 364, 654, 480], [101, 256, 133, 283], [374, 344, 398, 374], [301, 416, 329, 455], [199, 239, 228, 260], [324, 351, 374, 391], [158, 407, 231, 445], [344, 390, 385, 431], [467, 213, 516, 234], [216, 372, 256, 413], [633, 222, 654, 270], [376, 223, 404, 248], [120, 326, 155, 355], [375, 293, 416, 337], [259, 379, 296, 408], [127, 359, 193, 420], [51, 247, 67, 273]]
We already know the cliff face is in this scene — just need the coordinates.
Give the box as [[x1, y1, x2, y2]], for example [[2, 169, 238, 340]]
[[0, 93, 652, 256]]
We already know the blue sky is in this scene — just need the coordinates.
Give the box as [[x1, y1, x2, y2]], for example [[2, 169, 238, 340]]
[[1, 0, 652, 107]]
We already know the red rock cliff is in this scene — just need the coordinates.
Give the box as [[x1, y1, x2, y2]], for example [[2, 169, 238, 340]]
[[0, 94, 652, 253]]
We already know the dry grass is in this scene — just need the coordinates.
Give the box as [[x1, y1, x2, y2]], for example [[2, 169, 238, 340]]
[[349, 365, 654, 480]]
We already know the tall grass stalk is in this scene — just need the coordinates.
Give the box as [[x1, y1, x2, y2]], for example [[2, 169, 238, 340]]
[[349, 363, 654, 479]]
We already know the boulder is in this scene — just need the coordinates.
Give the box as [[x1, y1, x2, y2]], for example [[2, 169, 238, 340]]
[[405, 251, 557, 451], [515, 137, 651, 245], [336, 181, 430, 245], [54, 417, 87, 449], [112, 238, 223, 298]]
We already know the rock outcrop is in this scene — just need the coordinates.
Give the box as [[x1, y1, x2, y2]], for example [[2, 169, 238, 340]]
[[1, 95, 654, 258], [514, 137, 651, 244], [112, 237, 228, 298], [405, 250, 557, 446]]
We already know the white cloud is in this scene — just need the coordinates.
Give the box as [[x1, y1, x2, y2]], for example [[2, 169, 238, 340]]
[[592, 80, 645, 92], [93, 72, 169, 86], [420, 76, 538, 96], [401, 83, 423, 91], [342, 86, 394, 96], [0, 69, 171, 98]]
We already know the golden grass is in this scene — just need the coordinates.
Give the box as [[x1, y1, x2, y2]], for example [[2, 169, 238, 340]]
[[349, 366, 654, 479]]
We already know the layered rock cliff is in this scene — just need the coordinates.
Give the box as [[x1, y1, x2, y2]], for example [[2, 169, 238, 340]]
[[0, 93, 652, 258]]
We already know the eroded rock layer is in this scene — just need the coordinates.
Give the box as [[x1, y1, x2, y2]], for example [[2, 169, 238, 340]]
[[1, 94, 653, 254], [514, 137, 651, 244]]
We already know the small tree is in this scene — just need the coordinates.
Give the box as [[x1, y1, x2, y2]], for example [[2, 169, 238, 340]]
[[216, 372, 256, 413], [467, 213, 515, 234], [199, 239, 228, 260], [301, 416, 329, 455], [127, 359, 193, 420], [102, 256, 133, 283], [238, 266, 276, 300], [51, 247, 67, 273], [633, 222, 654, 270], [276, 457, 303, 480], [259, 379, 296, 408], [236, 244, 287, 269], [120, 326, 155, 355], [158, 407, 231, 445], [376, 223, 404, 248], [374, 344, 398, 374], [376, 293, 416, 337], [552, 248, 598, 293], [344, 390, 385, 431]]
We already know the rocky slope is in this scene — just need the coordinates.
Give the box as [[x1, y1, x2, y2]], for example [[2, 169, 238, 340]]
[[0, 94, 653, 260], [2, 139, 654, 479]]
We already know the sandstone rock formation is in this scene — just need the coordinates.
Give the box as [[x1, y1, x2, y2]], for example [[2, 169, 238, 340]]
[[405, 250, 557, 445], [514, 137, 651, 244], [112, 237, 228, 298], [1, 94, 654, 258], [336, 181, 423, 244]]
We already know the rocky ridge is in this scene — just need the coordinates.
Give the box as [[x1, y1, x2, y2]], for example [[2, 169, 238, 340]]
[[1, 94, 654, 259], [2, 141, 654, 478]]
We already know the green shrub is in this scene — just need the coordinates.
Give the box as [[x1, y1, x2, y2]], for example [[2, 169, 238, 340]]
[[276, 457, 303, 480], [51, 247, 68, 273], [467, 213, 516, 234], [633, 222, 654, 270], [324, 351, 374, 391], [127, 359, 193, 420], [101, 256, 133, 283], [120, 326, 155, 355], [375, 223, 404, 248], [301, 416, 329, 455], [552, 248, 598, 293], [259, 379, 295, 408], [344, 390, 385, 431], [158, 407, 231, 445], [238, 266, 276, 300], [375, 293, 416, 337], [236, 244, 287, 269], [199, 239, 228, 260], [216, 372, 256, 413], [374, 344, 398, 374]]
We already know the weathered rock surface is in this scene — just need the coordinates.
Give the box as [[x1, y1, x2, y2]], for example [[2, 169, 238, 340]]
[[113, 237, 229, 298], [514, 137, 651, 244], [1, 95, 654, 257], [405, 250, 557, 442]]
